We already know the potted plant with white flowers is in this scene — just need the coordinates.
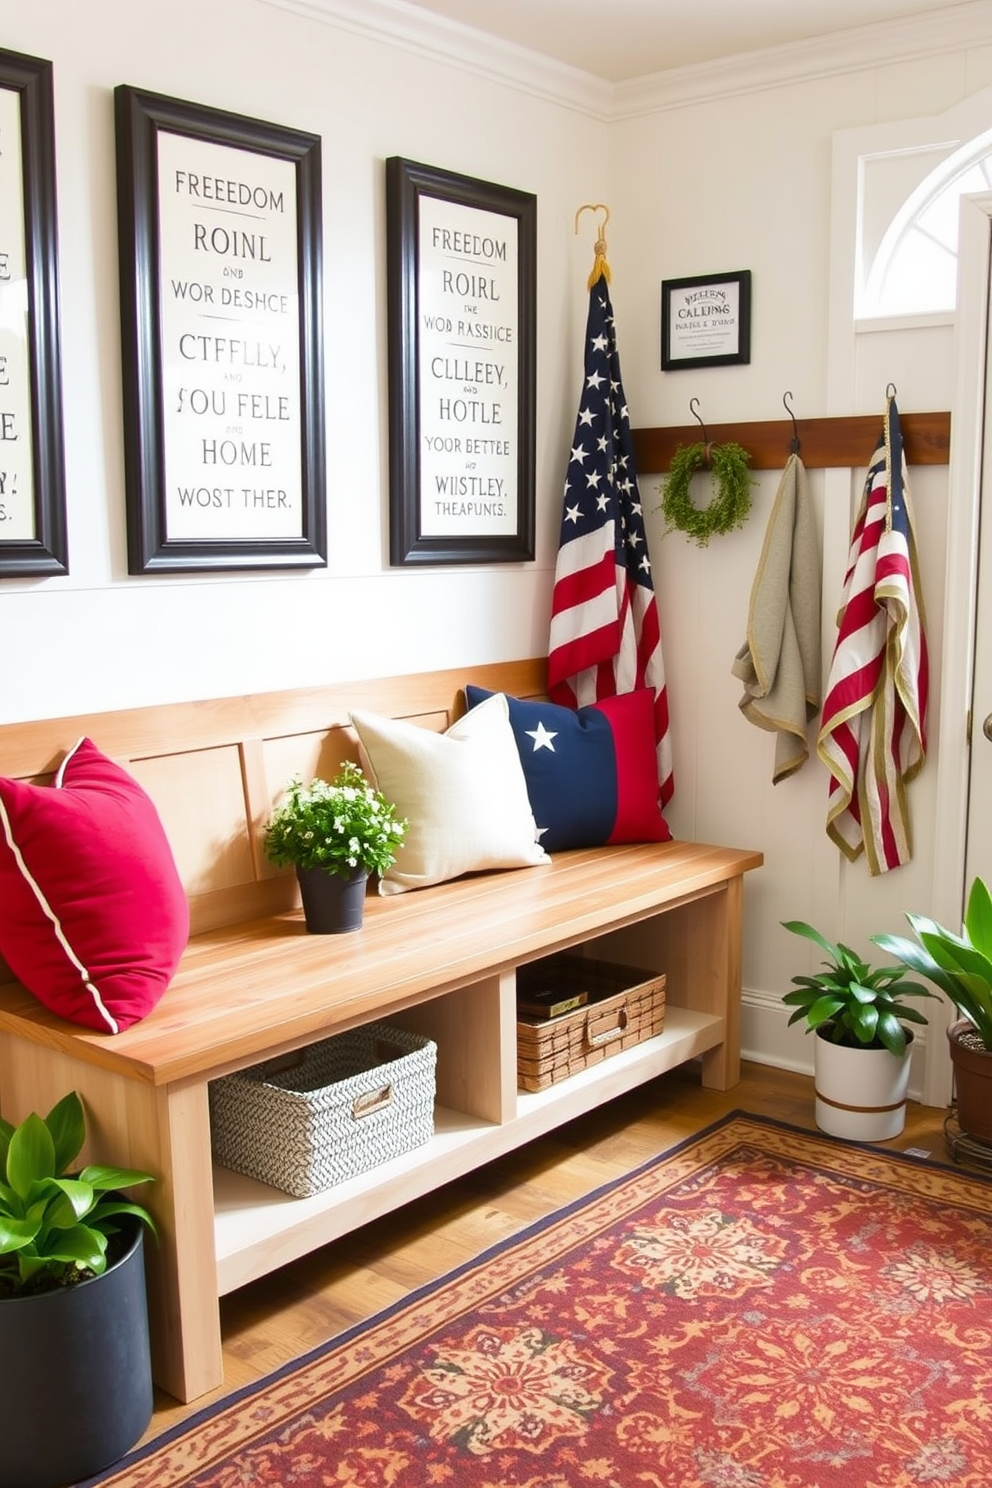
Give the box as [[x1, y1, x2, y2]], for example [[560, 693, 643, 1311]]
[[264, 761, 407, 933]]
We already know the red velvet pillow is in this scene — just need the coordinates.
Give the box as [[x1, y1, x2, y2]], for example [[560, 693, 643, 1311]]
[[0, 738, 189, 1032]]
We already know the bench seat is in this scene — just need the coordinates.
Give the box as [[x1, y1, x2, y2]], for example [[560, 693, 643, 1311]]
[[0, 661, 762, 1402]]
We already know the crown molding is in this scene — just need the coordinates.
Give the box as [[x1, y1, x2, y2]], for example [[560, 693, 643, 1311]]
[[613, 1, 992, 117], [258, 0, 992, 120], [256, 0, 614, 119]]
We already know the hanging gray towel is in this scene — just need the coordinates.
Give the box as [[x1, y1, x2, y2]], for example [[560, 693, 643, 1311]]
[[731, 453, 821, 782]]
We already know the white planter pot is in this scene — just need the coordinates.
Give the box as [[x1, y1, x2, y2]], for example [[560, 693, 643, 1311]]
[[813, 1026, 913, 1140]]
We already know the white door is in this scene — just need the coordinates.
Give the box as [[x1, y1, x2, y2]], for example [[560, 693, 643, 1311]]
[[924, 193, 992, 1106], [964, 300, 992, 902]]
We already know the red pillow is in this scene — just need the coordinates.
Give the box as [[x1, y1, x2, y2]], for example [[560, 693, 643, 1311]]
[[0, 738, 189, 1032]]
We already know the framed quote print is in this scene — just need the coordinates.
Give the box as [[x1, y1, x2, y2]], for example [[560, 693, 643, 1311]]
[[0, 48, 67, 576], [115, 85, 325, 573], [386, 156, 536, 565], [661, 269, 751, 371]]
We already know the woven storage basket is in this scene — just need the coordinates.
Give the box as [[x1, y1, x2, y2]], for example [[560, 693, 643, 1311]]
[[516, 954, 666, 1093], [209, 1023, 436, 1198]]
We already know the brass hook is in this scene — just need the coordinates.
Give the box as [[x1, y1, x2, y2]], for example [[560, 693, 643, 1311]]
[[574, 202, 611, 243], [783, 390, 800, 454], [574, 203, 612, 287]]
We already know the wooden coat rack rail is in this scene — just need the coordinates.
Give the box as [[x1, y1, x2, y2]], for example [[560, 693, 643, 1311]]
[[631, 411, 951, 473]]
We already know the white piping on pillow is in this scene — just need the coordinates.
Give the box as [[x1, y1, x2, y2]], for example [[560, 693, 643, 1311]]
[[0, 738, 119, 1034], [54, 735, 85, 788]]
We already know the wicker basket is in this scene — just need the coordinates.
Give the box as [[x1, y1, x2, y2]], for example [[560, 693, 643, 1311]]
[[208, 1023, 436, 1198], [516, 954, 666, 1092]]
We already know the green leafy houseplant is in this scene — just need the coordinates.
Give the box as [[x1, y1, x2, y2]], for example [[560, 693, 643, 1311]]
[[264, 760, 407, 880], [0, 1090, 156, 1299], [873, 876, 992, 1051], [782, 919, 935, 1057]]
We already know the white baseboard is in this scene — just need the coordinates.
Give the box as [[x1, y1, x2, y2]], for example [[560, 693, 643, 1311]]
[[741, 992, 930, 1105]]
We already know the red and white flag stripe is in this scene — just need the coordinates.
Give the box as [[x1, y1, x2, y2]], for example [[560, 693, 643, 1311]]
[[817, 397, 928, 874]]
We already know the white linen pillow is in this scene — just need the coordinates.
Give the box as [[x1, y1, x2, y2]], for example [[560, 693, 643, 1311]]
[[349, 693, 550, 894]]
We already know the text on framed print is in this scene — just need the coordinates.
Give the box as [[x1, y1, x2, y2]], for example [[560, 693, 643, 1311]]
[[0, 48, 66, 576], [115, 86, 325, 572], [661, 269, 751, 371], [386, 157, 535, 565]]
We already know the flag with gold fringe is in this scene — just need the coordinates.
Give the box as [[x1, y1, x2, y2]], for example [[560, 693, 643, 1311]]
[[817, 395, 928, 873]]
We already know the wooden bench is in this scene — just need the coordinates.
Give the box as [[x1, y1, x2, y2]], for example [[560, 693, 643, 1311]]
[[0, 658, 763, 1402]]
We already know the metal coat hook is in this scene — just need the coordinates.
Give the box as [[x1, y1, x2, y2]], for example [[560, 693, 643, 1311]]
[[689, 397, 712, 465], [574, 202, 610, 245], [783, 390, 800, 454]]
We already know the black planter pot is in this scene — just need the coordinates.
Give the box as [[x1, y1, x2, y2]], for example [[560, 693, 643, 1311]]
[[0, 1214, 153, 1488], [297, 864, 368, 933]]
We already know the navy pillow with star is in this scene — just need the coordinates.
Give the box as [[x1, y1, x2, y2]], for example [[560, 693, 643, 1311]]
[[464, 686, 672, 852]]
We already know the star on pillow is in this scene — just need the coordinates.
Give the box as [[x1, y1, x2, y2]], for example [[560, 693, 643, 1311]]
[[526, 721, 558, 752]]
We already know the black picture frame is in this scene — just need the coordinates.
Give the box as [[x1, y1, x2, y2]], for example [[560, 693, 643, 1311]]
[[0, 48, 67, 576], [115, 85, 325, 573], [661, 269, 751, 371], [386, 157, 536, 565]]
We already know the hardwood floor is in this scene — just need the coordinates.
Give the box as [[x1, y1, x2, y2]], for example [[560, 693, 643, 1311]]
[[145, 1060, 955, 1441]]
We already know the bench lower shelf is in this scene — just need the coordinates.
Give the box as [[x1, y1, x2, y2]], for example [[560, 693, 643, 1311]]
[[0, 841, 758, 1403], [213, 1005, 722, 1293]]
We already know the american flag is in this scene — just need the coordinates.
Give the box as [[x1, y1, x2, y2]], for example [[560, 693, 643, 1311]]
[[817, 396, 929, 874], [547, 274, 674, 806]]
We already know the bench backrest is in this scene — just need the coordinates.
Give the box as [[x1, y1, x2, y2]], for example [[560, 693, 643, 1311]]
[[0, 658, 547, 941]]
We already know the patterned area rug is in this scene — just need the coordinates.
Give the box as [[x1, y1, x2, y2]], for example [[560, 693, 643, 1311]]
[[85, 1112, 992, 1488]]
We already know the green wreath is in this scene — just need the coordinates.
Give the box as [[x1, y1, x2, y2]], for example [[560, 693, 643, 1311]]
[[658, 441, 754, 547]]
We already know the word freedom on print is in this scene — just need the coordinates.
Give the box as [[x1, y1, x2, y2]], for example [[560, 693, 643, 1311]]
[[429, 226, 507, 261], [172, 170, 286, 213]]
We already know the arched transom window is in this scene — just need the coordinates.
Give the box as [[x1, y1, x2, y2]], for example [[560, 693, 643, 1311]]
[[860, 127, 992, 319]]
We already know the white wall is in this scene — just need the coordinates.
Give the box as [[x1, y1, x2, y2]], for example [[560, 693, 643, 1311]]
[[609, 34, 992, 1085], [5, 0, 992, 1089], [0, 0, 607, 719]]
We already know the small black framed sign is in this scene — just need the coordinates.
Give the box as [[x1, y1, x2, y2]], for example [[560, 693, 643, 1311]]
[[115, 85, 325, 573], [0, 48, 67, 576], [386, 157, 536, 565], [661, 269, 751, 371]]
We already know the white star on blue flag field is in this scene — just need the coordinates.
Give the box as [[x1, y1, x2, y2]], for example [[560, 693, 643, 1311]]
[[558, 288, 652, 585]]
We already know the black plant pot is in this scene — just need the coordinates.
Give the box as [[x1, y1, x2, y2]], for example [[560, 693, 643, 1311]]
[[297, 864, 368, 933], [0, 1214, 153, 1488]]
